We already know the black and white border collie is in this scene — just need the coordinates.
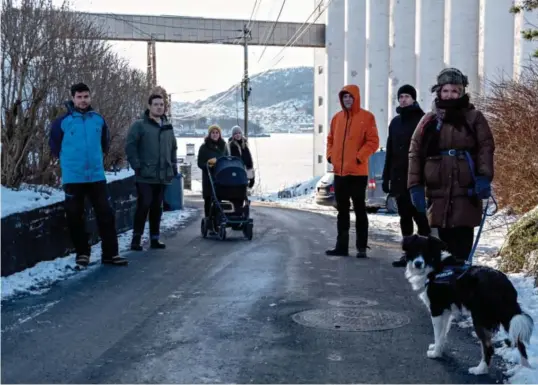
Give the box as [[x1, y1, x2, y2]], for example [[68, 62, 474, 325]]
[[402, 234, 534, 375]]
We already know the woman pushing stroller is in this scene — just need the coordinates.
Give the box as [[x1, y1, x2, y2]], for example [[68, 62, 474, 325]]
[[197, 125, 229, 222]]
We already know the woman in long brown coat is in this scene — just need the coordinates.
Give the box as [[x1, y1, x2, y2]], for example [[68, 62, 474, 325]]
[[407, 68, 495, 263]]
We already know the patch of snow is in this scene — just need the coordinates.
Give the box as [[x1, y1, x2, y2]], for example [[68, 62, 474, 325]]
[[0, 208, 197, 301], [251, 176, 321, 202], [185, 180, 203, 196], [104, 168, 135, 182], [1, 170, 135, 218]]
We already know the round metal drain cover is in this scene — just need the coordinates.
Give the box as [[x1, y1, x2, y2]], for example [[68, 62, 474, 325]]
[[327, 297, 378, 308], [292, 308, 410, 332]]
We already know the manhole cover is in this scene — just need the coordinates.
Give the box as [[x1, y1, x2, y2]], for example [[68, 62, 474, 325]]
[[327, 297, 378, 307], [292, 308, 410, 332]]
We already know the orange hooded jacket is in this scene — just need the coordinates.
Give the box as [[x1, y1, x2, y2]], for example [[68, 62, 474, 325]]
[[326, 85, 380, 176]]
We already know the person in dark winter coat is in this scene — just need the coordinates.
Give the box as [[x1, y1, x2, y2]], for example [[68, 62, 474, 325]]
[[197, 124, 229, 219], [228, 125, 255, 188], [408, 68, 495, 264], [382, 84, 431, 267], [125, 94, 178, 251]]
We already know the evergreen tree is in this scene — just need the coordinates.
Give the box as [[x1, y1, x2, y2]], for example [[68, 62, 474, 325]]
[[511, 0, 538, 57]]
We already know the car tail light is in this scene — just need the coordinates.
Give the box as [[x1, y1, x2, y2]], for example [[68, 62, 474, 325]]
[[368, 179, 376, 189]]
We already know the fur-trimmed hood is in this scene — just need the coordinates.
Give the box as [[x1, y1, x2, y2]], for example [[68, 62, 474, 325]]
[[228, 136, 248, 150]]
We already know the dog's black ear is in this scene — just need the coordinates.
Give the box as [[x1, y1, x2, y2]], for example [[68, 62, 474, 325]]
[[402, 234, 418, 251], [427, 235, 448, 251]]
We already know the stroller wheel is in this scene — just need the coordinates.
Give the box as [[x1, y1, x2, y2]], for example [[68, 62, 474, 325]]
[[218, 226, 227, 241], [244, 223, 253, 240], [201, 218, 208, 238]]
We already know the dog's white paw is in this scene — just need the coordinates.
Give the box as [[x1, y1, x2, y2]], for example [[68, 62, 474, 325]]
[[468, 361, 489, 375], [427, 348, 443, 359], [428, 343, 435, 351]]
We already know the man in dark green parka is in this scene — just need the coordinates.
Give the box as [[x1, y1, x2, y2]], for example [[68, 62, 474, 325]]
[[125, 94, 178, 250]]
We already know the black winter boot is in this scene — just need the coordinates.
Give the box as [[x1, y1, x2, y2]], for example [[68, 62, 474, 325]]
[[325, 247, 349, 257], [131, 234, 143, 251], [392, 253, 407, 267], [356, 248, 368, 259], [150, 239, 166, 249]]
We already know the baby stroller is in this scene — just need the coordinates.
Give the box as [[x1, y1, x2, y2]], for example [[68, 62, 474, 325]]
[[201, 156, 254, 241]]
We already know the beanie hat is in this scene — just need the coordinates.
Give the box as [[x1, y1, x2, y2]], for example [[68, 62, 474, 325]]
[[430, 67, 468, 93], [397, 84, 417, 101], [208, 124, 222, 136], [231, 125, 243, 136]]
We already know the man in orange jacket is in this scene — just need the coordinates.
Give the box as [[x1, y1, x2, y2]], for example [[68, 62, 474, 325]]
[[326, 84, 380, 258]]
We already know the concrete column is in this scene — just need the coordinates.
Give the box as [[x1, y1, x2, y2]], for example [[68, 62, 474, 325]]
[[444, 0, 480, 96], [514, 2, 538, 78], [388, 0, 416, 122], [325, 0, 345, 172], [313, 47, 327, 177], [478, 0, 515, 95], [416, 0, 445, 110], [345, 0, 367, 90], [366, 0, 390, 145], [325, 0, 346, 123]]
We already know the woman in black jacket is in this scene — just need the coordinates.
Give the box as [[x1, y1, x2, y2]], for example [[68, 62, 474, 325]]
[[197, 124, 229, 218], [228, 125, 255, 188]]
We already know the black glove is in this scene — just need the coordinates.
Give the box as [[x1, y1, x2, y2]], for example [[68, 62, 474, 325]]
[[382, 180, 390, 194], [248, 178, 255, 188], [327, 157, 331, 164], [173, 167, 178, 176]]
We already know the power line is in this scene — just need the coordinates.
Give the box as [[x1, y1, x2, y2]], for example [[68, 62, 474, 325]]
[[257, 0, 287, 63], [173, 1, 328, 121]]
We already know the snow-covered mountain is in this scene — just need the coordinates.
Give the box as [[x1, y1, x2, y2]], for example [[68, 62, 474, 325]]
[[172, 67, 314, 132]]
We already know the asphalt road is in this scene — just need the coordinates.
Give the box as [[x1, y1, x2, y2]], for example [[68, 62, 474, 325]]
[[1, 197, 505, 383]]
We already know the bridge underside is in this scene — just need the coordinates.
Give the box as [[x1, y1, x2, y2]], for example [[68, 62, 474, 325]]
[[81, 12, 326, 47]]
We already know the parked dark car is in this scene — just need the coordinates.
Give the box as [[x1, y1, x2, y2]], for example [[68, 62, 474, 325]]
[[314, 149, 398, 213]]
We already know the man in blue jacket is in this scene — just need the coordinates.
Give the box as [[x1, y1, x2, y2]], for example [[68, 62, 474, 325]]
[[49, 83, 128, 268]]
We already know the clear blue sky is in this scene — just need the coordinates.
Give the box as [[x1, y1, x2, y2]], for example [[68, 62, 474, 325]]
[[56, 0, 318, 101]]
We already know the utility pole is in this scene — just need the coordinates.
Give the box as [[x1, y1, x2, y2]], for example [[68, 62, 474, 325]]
[[240, 24, 252, 137]]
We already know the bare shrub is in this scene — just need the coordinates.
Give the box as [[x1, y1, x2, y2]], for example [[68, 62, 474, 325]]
[[1, 0, 147, 188], [476, 64, 538, 214]]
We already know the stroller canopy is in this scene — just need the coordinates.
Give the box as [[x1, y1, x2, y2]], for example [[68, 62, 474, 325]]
[[214, 156, 249, 186]]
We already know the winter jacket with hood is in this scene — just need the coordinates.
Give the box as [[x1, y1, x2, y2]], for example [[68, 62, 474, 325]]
[[228, 136, 254, 179], [125, 110, 178, 184], [408, 95, 495, 228], [326, 85, 380, 176]]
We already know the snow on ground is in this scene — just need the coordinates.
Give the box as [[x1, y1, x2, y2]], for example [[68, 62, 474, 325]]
[[184, 179, 203, 196], [1, 169, 135, 218], [1, 208, 197, 302], [260, 191, 537, 384]]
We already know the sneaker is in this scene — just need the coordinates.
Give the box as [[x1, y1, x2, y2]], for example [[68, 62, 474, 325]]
[[325, 248, 349, 257], [392, 255, 407, 267], [150, 239, 166, 249], [356, 249, 368, 259], [102, 255, 128, 266]]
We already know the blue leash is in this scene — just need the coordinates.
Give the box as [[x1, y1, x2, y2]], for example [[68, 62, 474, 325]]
[[462, 151, 498, 266]]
